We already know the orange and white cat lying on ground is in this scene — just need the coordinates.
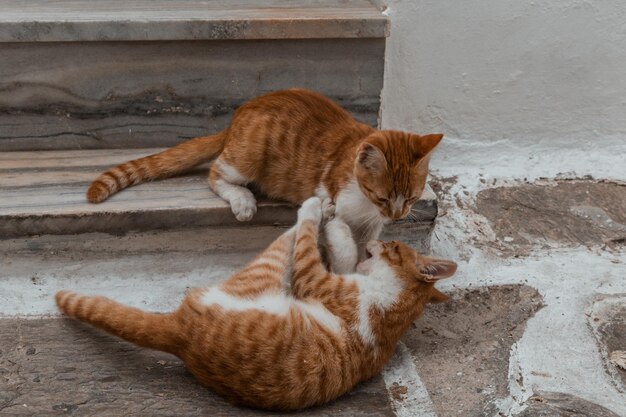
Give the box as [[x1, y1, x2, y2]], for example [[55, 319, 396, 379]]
[[87, 89, 443, 268], [56, 197, 456, 411]]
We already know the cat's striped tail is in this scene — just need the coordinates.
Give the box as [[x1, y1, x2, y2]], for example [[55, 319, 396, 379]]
[[55, 290, 184, 356], [86, 132, 226, 203]]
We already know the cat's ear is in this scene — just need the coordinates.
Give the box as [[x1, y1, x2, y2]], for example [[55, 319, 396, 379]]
[[419, 257, 457, 282], [429, 288, 449, 303], [357, 143, 387, 173], [411, 134, 443, 159]]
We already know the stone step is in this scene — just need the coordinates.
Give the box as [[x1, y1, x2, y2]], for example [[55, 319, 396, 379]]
[[0, 212, 429, 416], [0, 0, 388, 151], [0, 0, 388, 42], [0, 148, 438, 237], [0, 225, 397, 415]]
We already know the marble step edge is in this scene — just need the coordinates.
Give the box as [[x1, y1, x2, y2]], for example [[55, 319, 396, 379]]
[[0, 192, 437, 238], [0, 147, 437, 237], [0, 0, 389, 43]]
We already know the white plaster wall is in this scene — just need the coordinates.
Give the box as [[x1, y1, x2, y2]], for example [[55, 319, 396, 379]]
[[379, 0, 626, 141]]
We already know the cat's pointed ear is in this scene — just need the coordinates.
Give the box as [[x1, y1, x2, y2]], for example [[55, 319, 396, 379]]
[[419, 257, 457, 282], [411, 134, 443, 159], [429, 288, 449, 303], [357, 143, 387, 173]]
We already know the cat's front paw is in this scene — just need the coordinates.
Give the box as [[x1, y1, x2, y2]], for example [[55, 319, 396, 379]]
[[321, 198, 336, 223], [298, 197, 322, 225], [231, 194, 257, 221]]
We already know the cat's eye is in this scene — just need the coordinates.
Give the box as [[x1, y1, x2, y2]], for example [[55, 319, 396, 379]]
[[376, 196, 389, 204]]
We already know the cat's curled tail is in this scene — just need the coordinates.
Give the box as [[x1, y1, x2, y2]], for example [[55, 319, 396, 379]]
[[86, 132, 226, 203], [55, 290, 184, 355]]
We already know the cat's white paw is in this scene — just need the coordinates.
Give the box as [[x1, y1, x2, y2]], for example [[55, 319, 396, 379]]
[[324, 218, 358, 274], [298, 197, 322, 225], [321, 198, 336, 222], [231, 194, 257, 221]]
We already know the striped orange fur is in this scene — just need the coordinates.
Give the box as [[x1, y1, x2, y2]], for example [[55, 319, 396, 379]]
[[56, 197, 456, 411], [87, 89, 443, 251], [87, 134, 226, 203]]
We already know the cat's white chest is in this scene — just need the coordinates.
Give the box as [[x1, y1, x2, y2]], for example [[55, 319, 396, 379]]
[[333, 180, 387, 237]]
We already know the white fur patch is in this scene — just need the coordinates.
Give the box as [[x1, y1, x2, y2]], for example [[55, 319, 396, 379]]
[[214, 179, 257, 221], [344, 260, 404, 347], [314, 184, 331, 200], [211, 160, 257, 221], [200, 288, 341, 334], [335, 179, 387, 236], [392, 195, 405, 212], [295, 300, 342, 334], [297, 197, 322, 226], [201, 288, 290, 315], [216, 160, 249, 184], [324, 218, 358, 274]]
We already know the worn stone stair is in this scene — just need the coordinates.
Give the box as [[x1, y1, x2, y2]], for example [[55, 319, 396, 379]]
[[0, 0, 439, 236], [0, 3, 443, 415], [0, 148, 437, 237], [0, 0, 388, 151], [0, 0, 388, 42], [0, 0, 438, 242]]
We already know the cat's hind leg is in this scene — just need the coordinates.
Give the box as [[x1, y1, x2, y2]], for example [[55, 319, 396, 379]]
[[208, 159, 257, 221]]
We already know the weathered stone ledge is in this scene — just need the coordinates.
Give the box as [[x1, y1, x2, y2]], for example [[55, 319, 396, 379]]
[[0, 148, 437, 237], [0, 0, 389, 42]]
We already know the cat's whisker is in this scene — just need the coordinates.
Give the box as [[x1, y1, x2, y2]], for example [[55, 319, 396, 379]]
[[410, 208, 430, 217]]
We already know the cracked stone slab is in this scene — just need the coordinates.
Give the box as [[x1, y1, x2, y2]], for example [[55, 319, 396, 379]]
[[0, 318, 394, 416], [475, 180, 626, 255], [402, 285, 544, 417], [515, 391, 622, 417], [588, 295, 626, 391]]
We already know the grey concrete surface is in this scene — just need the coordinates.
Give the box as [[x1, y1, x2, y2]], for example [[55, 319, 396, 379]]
[[1, 173, 625, 415], [0, 222, 432, 415], [407, 285, 544, 416], [0, 0, 388, 42], [589, 295, 626, 391], [3, 133, 625, 415], [0, 318, 394, 416], [516, 391, 622, 417]]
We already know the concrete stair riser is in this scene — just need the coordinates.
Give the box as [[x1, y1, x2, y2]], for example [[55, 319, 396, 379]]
[[0, 0, 388, 151], [0, 39, 385, 151]]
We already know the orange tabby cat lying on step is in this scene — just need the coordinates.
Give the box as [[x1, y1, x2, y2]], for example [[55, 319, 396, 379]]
[[87, 89, 443, 268], [56, 197, 456, 411]]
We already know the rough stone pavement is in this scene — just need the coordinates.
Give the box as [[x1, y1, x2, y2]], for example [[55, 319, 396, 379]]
[[1, 136, 625, 416]]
